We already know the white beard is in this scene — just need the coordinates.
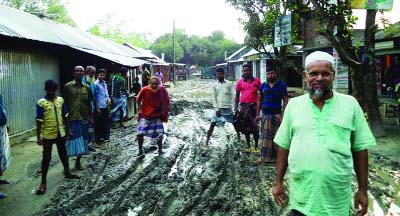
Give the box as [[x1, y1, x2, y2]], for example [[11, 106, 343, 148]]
[[311, 89, 324, 100]]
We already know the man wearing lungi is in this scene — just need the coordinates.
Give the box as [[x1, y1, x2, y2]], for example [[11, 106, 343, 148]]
[[136, 76, 170, 156], [110, 67, 129, 128], [63, 66, 93, 170], [234, 63, 261, 153], [255, 66, 288, 164]]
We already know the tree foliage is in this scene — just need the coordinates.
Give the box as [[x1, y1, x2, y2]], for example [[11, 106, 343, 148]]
[[150, 30, 242, 67], [288, 0, 383, 134], [226, 0, 304, 82], [1, 0, 76, 26], [88, 14, 151, 49], [227, 0, 278, 54], [226, 0, 384, 134]]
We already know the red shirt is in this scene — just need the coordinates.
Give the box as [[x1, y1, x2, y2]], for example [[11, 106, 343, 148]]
[[136, 86, 170, 121], [236, 77, 261, 103]]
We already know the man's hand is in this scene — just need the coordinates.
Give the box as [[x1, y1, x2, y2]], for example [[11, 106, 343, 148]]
[[37, 136, 43, 145], [278, 114, 283, 123], [96, 108, 101, 115], [354, 190, 368, 215], [255, 115, 260, 123], [273, 183, 287, 206]]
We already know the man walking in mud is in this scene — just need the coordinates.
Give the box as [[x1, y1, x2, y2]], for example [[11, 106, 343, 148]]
[[234, 63, 261, 153], [136, 76, 170, 156], [255, 66, 288, 164], [272, 51, 376, 216], [205, 67, 239, 145], [63, 66, 93, 170]]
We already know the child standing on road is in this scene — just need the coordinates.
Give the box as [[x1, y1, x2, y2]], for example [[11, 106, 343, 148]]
[[36, 80, 80, 195]]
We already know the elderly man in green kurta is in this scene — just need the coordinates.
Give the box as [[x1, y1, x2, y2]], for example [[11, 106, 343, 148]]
[[272, 51, 376, 216]]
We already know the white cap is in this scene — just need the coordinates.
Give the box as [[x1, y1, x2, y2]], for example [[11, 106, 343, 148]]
[[305, 51, 334, 68]]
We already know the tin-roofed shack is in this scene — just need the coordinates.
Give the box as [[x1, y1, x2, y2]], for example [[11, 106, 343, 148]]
[[0, 5, 148, 135]]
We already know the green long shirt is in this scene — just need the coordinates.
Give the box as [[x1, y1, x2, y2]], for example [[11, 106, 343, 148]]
[[274, 92, 376, 216], [63, 80, 92, 121]]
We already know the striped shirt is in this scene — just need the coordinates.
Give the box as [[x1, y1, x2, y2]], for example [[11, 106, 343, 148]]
[[111, 74, 126, 98]]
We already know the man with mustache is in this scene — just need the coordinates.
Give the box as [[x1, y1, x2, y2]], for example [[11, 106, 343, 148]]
[[255, 66, 288, 164], [272, 51, 376, 216], [234, 63, 261, 153], [63, 66, 93, 170]]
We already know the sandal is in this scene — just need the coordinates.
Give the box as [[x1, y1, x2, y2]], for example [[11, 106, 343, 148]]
[[244, 148, 252, 153], [36, 184, 46, 195], [252, 148, 260, 154]]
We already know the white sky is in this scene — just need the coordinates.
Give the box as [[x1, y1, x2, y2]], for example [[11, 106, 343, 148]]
[[65, 0, 400, 44], [65, 0, 246, 43]]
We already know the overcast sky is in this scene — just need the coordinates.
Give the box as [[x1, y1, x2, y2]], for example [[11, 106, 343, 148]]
[[66, 0, 246, 43], [66, 0, 400, 44]]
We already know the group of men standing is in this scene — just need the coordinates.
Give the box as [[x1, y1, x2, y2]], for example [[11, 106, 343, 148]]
[[207, 51, 375, 216], [0, 64, 170, 198], [206, 63, 288, 165], [0, 51, 377, 215]]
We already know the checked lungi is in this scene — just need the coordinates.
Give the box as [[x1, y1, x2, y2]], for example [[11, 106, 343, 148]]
[[137, 118, 164, 140], [260, 114, 281, 158]]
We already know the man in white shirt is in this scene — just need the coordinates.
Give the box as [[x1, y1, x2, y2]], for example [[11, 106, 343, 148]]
[[205, 68, 239, 145]]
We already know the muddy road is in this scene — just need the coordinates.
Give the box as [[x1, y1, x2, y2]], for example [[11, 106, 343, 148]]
[[33, 79, 399, 216]]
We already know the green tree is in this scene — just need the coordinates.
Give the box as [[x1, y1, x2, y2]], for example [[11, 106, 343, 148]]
[[1, 0, 76, 26], [289, 0, 383, 135], [226, 0, 302, 80], [150, 29, 241, 67], [88, 14, 151, 48], [150, 31, 184, 63]]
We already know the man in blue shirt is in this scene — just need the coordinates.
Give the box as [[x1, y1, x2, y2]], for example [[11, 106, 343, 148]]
[[255, 66, 288, 164], [94, 69, 111, 145]]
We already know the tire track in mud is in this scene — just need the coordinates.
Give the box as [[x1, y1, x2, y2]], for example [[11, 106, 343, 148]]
[[38, 98, 213, 215], [38, 87, 282, 216], [39, 126, 192, 215]]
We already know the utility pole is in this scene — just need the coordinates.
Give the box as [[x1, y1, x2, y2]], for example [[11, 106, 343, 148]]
[[172, 19, 176, 84]]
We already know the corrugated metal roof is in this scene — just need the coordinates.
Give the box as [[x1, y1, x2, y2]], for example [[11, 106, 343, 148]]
[[226, 46, 248, 61], [227, 57, 244, 63], [216, 63, 227, 67], [0, 5, 146, 60], [242, 49, 259, 58], [123, 43, 157, 59], [73, 47, 147, 67], [242, 45, 274, 58], [123, 43, 169, 65]]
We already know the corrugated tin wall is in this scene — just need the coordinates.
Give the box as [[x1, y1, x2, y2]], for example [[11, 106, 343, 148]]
[[0, 50, 59, 135]]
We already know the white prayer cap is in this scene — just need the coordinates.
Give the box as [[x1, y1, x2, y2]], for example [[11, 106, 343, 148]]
[[305, 51, 334, 68]]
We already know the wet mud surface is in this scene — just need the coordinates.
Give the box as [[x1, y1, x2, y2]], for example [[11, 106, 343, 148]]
[[36, 80, 399, 216]]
